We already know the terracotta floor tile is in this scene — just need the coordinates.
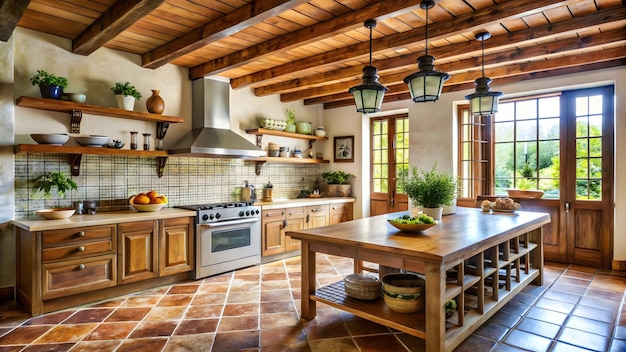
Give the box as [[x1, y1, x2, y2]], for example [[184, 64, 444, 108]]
[[555, 276, 592, 287], [262, 272, 288, 281], [20, 343, 74, 352], [218, 315, 259, 332], [344, 317, 390, 336], [541, 289, 581, 304], [572, 305, 616, 324], [474, 322, 509, 341], [353, 333, 410, 351], [260, 301, 296, 314], [121, 296, 161, 307], [584, 288, 625, 301], [500, 300, 531, 316], [191, 293, 227, 306], [0, 326, 52, 345], [550, 341, 594, 352], [261, 280, 291, 290], [88, 297, 126, 309], [212, 330, 259, 350], [260, 326, 306, 347], [308, 336, 359, 352], [488, 310, 521, 328], [105, 307, 151, 322], [260, 312, 301, 329], [66, 340, 121, 352], [164, 333, 215, 351], [116, 338, 167, 352], [157, 294, 194, 307], [550, 282, 588, 295], [185, 304, 223, 319], [233, 274, 261, 282], [558, 327, 609, 351], [525, 306, 568, 325], [197, 283, 230, 294], [21, 311, 73, 326], [129, 321, 178, 338], [590, 274, 626, 293], [174, 318, 219, 335], [223, 302, 259, 316], [63, 308, 114, 324], [515, 317, 561, 339], [34, 323, 97, 343], [609, 339, 626, 352], [83, 322, 137, 340], [0, 346, 24, 352], [304, 322, 350, 340], [453, 334, 498, 352], [565, 315, 613, 336], [144, 306, 186, 321], [534, 297, 575, 314], [503, 329, 553, 351], [261, 289, 293, 302], [229, 281, 261, 292], [167, 284, 199, 295], [492, 345, 531, 352], [226, 291, 260, 303]]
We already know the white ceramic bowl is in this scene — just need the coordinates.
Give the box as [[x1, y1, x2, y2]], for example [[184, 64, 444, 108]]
[[75, 135, 109, 147], [65, 93, 86, 103], [131, 203, 165, 212], [31, 134, 70, 145], [36, 208, 75, 219]]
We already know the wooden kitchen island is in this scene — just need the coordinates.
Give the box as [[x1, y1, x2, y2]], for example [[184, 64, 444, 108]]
[[286, 207, 550, 352]]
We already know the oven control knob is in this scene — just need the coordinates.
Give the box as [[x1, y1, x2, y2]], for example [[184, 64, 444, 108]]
[[246, 210, 250, 216], [215, 213, 221, 219], [202, 214, 209, 221], [208, 214, 214, 220], [239, 210, 245, 217], [255, 209, 260, 215]]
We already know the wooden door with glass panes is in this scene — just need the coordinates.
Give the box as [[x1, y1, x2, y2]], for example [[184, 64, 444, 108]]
[[370, 114, 409, 216]]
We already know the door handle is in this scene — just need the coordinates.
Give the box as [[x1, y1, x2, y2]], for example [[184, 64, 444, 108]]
[[306, 214, 310, 223], [565, 202, 570, 213]]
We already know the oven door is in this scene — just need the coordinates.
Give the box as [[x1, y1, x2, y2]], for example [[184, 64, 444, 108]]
[[197, 218, 260, 267]]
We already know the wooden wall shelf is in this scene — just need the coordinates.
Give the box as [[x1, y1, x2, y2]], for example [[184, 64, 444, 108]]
[[246, 155, 329, 175], [246, 128, 327, 149]]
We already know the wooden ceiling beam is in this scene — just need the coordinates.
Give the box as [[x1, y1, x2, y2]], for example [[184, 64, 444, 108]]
[[0, 0, 31, 42], [279, 32, 626, 102], [252, 7, 626, 96], [72, 0, 166, 56], [229, 0, 577, 89], [310, 52, 626, 107], [215, 0, 425, 85], [142, 0, 308, 70]]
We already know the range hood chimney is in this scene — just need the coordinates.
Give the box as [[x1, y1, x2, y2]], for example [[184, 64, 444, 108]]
[[168, 78, 266, 158]]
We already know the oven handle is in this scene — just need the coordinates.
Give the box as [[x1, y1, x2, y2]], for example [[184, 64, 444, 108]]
[[200, 218, 259, 228]]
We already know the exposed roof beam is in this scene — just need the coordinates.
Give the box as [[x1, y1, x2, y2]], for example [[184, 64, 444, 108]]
[[142, 0, 308, 70], [229, 0, 576, 89], [252, 7, 626, 96], [208, 0, 425, 84], [72, 0, 166, 55], [0, 0, 31, 42]]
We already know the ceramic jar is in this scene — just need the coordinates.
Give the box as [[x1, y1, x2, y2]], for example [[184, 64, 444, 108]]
[[146, 90, 165, 114], [315, 127, 326, 137]]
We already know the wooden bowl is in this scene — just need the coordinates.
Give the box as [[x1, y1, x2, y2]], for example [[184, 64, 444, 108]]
[[131, 204, 165, 212], [36, 208, 75, 219], [387, 220, 436, 233]]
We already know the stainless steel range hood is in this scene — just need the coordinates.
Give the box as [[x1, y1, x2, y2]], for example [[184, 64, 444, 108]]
[[168, 78, 266, 158]]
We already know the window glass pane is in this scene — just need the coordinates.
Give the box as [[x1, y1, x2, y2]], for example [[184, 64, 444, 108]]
[[589, 95, 603, 115], [516, 100, 537, 120], [538, 118, 559, 139], [462, 142, 471, 159], [380, 179, 388, 193], [373, 179, 382, 192], [576, 97, 589, 116], [589, 115, 602, 137], [495, 102, 514, 121], [516, 120, 537, 141], [495, 122, 514, 142], [576, 117, 588, 137], [373, 164, 382, 178], [495, 142, 514, 178], [589, 137, 601, 157], [373, 150, 382, 163], [538, 140, 559, 174], [590, 158, 602, 178], [576, 139, 588, 158], [494, 178, 512, 195], [576, 179, 589, 199], [538, 96, 560, 118], [539, 179, 560, 199], [576, 158, 588, 178]]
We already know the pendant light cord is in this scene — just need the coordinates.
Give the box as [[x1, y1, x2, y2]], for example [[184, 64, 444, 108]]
[[369, 24, 373, 66], [481, 35, 485, 78], [425, 6, 429, 57]]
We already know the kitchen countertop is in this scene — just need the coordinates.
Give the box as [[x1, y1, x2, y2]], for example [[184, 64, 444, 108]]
[[11, 208, 197, 232], [254, 197, 355, 210]]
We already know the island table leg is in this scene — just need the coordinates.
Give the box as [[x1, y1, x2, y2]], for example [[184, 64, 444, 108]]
[[300, 241, 317, 320], [424, 263, 446, 352]]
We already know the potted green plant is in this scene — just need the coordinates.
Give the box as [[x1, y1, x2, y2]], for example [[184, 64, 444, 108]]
[[285, 107, 296, 133], [30, 70, 68, 100], [321, 171, 355, 197], [32, 171, 78, 219], [111, 82, 142, 111], [400, 164, 456, 220]]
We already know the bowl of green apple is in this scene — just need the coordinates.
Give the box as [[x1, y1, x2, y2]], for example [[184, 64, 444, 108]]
[[387, 214, 437, 233]]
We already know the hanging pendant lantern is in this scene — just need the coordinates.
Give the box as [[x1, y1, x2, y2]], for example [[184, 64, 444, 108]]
[[349, 20, 388, 113], [404, 0, 450, 103], [465, 32, 503, 115]]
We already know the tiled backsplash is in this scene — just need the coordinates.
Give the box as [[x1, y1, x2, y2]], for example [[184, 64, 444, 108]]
[[15, 153, 321, 219]]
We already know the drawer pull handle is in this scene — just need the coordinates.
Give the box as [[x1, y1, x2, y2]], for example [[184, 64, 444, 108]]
[[78, 264, 85, 270], [77, 231, 86, 237], [77, 246, 85, 252]]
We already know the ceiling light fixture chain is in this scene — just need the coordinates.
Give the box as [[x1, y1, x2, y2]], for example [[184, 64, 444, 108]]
[[465, 31, 503, 116], [348, 19, 388, 114], [403, 0, 450, 103]]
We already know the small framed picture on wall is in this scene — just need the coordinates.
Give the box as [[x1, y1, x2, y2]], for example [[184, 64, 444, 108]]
[[334, 135, 354, 162]]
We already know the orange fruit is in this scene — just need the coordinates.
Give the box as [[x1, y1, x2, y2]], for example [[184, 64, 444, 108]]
[[157, 195, 168, 204], [134, 194, 151, 205], [147, 190, 159, 199], [153, 197, 166, 204]]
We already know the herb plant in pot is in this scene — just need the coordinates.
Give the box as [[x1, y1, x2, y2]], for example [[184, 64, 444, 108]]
[[321, 171, 355, 197], [285, 107, 296, 133], [30, 70, 68, 100], [111, 82, 142, 111], [400, 165, 456, 221], [32, 171, 78, 219]]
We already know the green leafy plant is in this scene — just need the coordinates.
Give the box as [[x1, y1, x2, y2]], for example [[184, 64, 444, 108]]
[[32, 171, 78, 198], [285, 107, 296, 125], [111, 82, 142, 100], [400, 164, 457, 208], [30, 70, 68, 88], [320, 171, 355, 184]]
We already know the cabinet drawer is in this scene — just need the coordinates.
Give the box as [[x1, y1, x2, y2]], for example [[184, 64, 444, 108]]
[[285, 207, 304, 219], [263, 209, 285, 222], [330, 203, 351, 214], [42, 254, 116, 300], [307, 204, 329, 214], [42, 240, 114, 262], [42, 225, 115, 247]]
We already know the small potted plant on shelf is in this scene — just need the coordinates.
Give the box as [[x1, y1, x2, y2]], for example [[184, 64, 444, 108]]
[[321, 170, 355, 197], [285, 106, 296, 133], [400, 164, 456, 221], [32, 171, 78, 219], [111, 81, 142, 111], [30, 70, 68, 100]]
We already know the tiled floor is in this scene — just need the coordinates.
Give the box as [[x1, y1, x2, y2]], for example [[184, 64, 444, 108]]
[[0, 256, 625, 352]]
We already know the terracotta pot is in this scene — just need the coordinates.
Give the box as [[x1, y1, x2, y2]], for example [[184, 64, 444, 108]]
[[146, 90, 165, 114]]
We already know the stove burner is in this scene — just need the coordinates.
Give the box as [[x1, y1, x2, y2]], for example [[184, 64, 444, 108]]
[[176, 201, 260, 224], [176, 201, 253, 211]]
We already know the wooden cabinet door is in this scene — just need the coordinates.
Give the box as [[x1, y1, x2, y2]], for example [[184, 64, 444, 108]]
[[262, 209, 286, 256], [330, 202, 353, 225], [42, 254, 116, 300], [306, 205, 329, 229], [159, 217, 194, 277], [285, 207, 305, 252], [118, 221, 158, 284]]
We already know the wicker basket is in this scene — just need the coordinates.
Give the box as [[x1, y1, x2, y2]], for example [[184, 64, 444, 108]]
[[344, 274, 382, 300], [382, 273, 425, 313]]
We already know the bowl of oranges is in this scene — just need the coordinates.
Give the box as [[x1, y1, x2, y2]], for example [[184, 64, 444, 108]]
[[129, 190, 167, 212]]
